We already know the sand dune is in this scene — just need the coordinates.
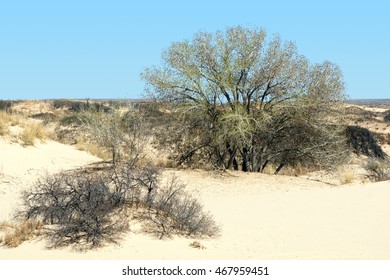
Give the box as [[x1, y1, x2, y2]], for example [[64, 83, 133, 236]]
[[0, 139, 390, 259]]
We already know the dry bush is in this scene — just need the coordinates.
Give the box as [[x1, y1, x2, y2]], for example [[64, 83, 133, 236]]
[[364, 159, 390, 182], [79, 108, 149, 166], [144, 175, 220, 239], [0, 220, 43, 247], [20, 164, 219, 249], [21, 171, 128, 249], [19, 122, 47, 146]]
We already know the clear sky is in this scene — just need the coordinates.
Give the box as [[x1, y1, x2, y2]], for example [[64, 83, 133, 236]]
[[0, 0, 389, 100]]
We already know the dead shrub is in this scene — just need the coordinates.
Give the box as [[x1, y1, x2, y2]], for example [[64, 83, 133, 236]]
[[20, 164, 220, 249], [21, 171, 128, 249], [144, 175, 220, 239]]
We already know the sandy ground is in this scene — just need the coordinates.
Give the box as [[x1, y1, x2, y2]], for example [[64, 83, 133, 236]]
[[1, 139, 390, 259]]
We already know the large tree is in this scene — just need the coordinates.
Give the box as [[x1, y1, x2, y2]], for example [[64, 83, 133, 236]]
[[142, 26, 347, 173]]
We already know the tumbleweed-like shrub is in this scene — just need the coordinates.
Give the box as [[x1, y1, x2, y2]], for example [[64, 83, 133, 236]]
[[20, 164, 220, 249], [21, 170, 128, 249]]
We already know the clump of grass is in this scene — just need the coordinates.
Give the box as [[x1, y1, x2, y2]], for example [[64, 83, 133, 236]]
[[0, 111, 11, 136], [19, 122, 47, 146], [0, 121, 9, 136], [338, 167, 355, 185], [0, 220, 43, 247]]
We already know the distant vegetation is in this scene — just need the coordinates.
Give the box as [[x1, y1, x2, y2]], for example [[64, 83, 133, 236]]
[[384, 110, 390, 123], [0, 100, 13, 111]]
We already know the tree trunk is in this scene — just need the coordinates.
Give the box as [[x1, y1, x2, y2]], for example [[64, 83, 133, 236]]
[[274, 163, 285, 174], [241, 146, 249, 172]]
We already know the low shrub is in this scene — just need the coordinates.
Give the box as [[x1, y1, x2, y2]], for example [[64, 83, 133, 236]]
[[384, 110, 390, 123], [30, 112, 58, 124], [345, 125, 386, 158], [22, 171, 128, 249], [146, 175, 220, 239], [20, 164, 219, 249], [364, 159, 390, 182], [0, 100, 12, 111]]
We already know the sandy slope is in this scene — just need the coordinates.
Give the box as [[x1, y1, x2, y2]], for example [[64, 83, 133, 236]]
[[1, 141, 390, 259], [0, 139, 100, 220]]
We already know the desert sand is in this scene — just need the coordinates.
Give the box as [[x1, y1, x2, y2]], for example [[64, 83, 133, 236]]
[[1, 138, 389, 260]]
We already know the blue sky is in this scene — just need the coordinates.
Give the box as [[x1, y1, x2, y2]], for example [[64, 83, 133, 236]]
[[0, 0, 389, 100]]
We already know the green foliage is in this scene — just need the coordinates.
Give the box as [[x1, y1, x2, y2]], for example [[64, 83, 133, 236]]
[[142, 26, 347, 173]]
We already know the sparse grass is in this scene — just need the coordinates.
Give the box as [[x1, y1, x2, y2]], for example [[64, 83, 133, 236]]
[[261, 164, 276, 175], [19, 122, 47, 146], [0, 111, 26, 137], [75, 136, 110, 160], [280, 163, 311, 176], [0, 120, 9, 136], [0, 220, 43, 247], [0, 111, 11, 136], [338, 167, 355, 185]]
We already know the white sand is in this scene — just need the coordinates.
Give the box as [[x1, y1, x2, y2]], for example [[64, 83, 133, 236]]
[[1, 140, 390, 259]]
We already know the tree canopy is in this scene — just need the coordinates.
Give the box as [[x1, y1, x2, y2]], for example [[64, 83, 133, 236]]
[[142, 26, 347, 173]]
